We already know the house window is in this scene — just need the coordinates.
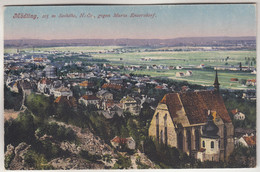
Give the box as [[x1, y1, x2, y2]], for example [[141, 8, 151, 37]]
[[202, 141, 205, 148], [211, 141, 214, 149]]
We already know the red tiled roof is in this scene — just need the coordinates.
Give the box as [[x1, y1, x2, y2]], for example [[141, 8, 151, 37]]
[[39, 78, 52, 85], [81, 95, 99, 100], [230, 78, 238, 81], [79, 81, 94, 87], [111, 136, 127, 144], [105, 100, 122, 109], [243, 136, 256, 146], [247, 79, 256, 83], [102, 83, 123, 90], [198, 148, 206, 152], [231, 109, 238, 115], [34, 58, 43, 62], [160, 93, 182, 119], [155, 85, 163, 89], [54, 96, 77, 108], [160, 91, 231, 124]]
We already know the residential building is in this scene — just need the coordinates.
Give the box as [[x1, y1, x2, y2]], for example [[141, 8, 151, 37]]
[[231, 109, 245, 120], [51, 86, 73, 98], [235, 134, 256, 147], [110, 136, 136, 150], [44, 65, 57, 79], [120, 96, 140, 115], [79, 95, 100, 107], [79, 80, 94, 88], [102, 83, 123, 90], [37, 78, 52, 94], [186, 71, 193, 76], [96, 90, 113, 100], [176, 72, 185, 77], [54, 96, 77, 109]]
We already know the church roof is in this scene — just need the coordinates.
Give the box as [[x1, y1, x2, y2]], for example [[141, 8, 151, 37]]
[[160, 91, 231, 124]]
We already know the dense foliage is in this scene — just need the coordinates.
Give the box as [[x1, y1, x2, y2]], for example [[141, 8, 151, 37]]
[[228, 144, 256, 167], [222, 90, 256, 129], [35, 122, 77, 142], [4, 85, 23, 110], [4, 109, 75, 168], [143, 138, 197, 168], [112, 154, 132, 169]]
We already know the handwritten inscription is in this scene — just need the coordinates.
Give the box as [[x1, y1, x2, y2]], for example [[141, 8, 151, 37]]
[[12, 12, 156, 20]]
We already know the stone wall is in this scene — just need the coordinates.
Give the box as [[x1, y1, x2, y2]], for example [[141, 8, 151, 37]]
[[148, 103, 177, 147], [225, 122, 234, 160]]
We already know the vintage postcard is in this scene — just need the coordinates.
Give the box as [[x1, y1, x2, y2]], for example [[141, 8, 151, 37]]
[[2, 1, 257, 170]]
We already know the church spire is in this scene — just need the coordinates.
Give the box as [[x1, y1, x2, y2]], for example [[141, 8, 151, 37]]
[[214, 70, 220, 91]]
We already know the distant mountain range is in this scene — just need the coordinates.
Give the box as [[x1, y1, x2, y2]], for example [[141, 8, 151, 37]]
[[4, 36, 256, 48]]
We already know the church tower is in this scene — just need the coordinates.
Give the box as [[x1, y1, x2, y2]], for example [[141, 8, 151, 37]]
[[197, 111, 220, 162], [213, 70, 220, 91]]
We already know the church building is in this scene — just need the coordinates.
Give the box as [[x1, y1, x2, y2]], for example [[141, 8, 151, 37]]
[[148, 71, 234, 161]]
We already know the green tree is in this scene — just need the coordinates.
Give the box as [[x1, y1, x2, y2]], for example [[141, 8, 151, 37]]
[[113, 154, 131, 169]]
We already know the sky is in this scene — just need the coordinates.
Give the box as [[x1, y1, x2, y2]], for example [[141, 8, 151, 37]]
[[4, 4, 256, 40]]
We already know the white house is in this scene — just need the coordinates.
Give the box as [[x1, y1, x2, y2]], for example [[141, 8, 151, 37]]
[[231, 109, 246, 120], [120, 96, 140, 115], [235, 134, 256, 147], [96, 90, 113, 100], [79, 95, 100, 107], [110, 136, 136, 150], [37, 78, 52, 94], [176, 72, 185, 77], [51, 86, 73, 98], [186, 70, 193, 76], [176, 65, 183, 70]]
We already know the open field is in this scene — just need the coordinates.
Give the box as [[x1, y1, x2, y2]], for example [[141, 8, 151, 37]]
[[5, 46, 256, 90], [92, 49, 256, 89], [92, 50, 256, 67], [122, 69, 255, 90]]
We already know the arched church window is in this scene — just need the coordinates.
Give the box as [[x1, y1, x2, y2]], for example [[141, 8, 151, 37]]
[[160, 130, 163, 143], [211, 141, 214, 149], [202, 140, 205, 148], [186, 130, 191, 153], [164, 114, 167, 145], [178, 132, 183, 151], [195, 129, 200, 150], [156, 113, 159, 142]]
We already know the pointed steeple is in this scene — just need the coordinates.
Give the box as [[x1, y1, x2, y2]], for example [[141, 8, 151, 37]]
[[213, 70, 220, 91]]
